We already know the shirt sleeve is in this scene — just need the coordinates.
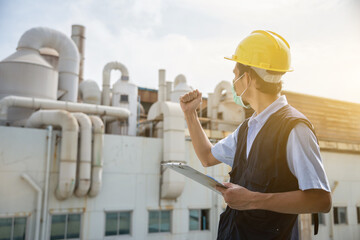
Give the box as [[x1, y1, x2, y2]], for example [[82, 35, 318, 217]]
[[286, 123, 331, 192], [211, 124, 242, 167]]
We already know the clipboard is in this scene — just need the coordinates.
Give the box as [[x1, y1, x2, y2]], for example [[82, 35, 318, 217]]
[[162, 162, 228, 195]]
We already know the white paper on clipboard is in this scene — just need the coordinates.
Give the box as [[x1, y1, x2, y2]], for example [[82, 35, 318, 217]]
[[162, 162, 228, 195]]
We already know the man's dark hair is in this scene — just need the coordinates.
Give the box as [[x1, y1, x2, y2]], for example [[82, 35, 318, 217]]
[[236, 63, 283, 95]]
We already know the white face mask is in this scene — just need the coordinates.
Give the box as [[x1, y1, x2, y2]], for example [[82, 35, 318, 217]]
[[231, 73, 251, 109]]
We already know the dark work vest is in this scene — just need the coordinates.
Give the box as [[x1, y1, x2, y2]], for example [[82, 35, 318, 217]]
[[217, 104, 316, 240]]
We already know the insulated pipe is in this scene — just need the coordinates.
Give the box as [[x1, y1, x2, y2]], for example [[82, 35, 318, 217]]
[[166, 81, 172, 101], [147, 101, 186, 200], [0, 95, 130, 120], [41, 125, 52, 240], [71, 25, 85, 85], [102, 61, 129, 106], [88, 115, 104, 197], [72, 113, 92, 197], [17, 27, 80, 102], [158, 69, 166, 103], [26, 110, 79, 200], [21, 173, 42, 240]]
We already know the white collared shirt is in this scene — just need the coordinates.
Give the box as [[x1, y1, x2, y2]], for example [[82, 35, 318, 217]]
[[211, 95, 330, 192]]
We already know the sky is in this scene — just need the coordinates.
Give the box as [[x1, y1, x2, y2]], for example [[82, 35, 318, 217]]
[[1, 0, 360, 103]]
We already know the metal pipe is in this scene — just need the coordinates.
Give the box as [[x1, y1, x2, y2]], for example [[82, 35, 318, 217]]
[[102, 61, 129, 106], [17, 27, 80, 102], [26, 110, 79, 200], [166, 81, 172, 101], [71, 25, 85, 85], [0, 95, 130, 120], [41, 125, 52, 240], [21, 173, 42, 240], [88, 116, 104, 197], [158, 69, 166, 102], [72, 113, 92, 197]]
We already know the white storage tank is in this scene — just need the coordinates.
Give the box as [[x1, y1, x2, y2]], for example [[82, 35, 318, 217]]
[[170, 74, 192, 103], [0, 48, 58, 100], [0, 48, 58, 123], [109, 77, 138, 136]]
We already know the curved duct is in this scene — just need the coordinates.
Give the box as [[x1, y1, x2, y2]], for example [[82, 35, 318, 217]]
[[211, 81, 245, 131], [26, 110, 79, 200], [102, 61, 129, 106], [88, 116, 104, 197], [212, 81, 232, 123], [147, 101, 186, 200], [72, 113, 92, 197], [0, 95, 130, 121], [79, 80, 101, 105], [17, 27, 80, 102], [213, 81, 232, 104]]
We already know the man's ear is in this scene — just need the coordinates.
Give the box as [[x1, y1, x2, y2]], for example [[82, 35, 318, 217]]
[[244, 72, 252, 86]]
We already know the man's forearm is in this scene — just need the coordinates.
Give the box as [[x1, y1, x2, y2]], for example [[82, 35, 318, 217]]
[[253, 189, 332, 214], [184, 110, 218, 167]]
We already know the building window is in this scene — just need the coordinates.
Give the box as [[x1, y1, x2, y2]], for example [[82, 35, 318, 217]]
[[357, 207, 360, 224], [311, 213, 326, 225], [333, 207, 347, 224], [120, 94, 129, 103], [148, 210, 171, 233], [50, 213, 81, 240], [105, 211, 131, 236], [0, 217, 27, 240], [189, 209, 210, 231]]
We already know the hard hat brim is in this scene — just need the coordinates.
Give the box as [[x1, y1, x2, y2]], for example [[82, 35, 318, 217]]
[[224, 56, 294, 72]]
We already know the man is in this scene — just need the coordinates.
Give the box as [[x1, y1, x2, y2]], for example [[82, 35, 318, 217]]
[[180, 30, 331, 239]]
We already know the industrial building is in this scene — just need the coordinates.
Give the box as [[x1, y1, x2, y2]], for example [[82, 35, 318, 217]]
[[0, 25, 359, 240]]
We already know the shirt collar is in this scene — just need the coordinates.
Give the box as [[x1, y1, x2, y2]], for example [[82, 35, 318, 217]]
[[248, 95, 288, 127]]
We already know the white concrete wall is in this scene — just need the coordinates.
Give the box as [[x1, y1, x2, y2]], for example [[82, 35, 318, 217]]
[[311, 151, 360, 240], [0, 126, 48, 240], [0, 126, 225, 240], [1, 126, 359, 240]]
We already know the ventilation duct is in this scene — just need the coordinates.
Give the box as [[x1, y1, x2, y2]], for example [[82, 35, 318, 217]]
[[102, 61, 129, 106], [17, 27, 80, 102], [26, 110, 79, 200]]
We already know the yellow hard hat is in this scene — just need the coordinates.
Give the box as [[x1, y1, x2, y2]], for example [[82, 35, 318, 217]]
[[225, 30, 293, 72]]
